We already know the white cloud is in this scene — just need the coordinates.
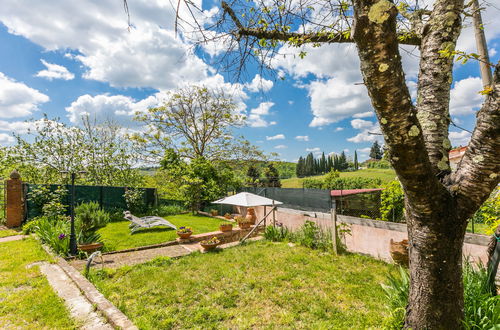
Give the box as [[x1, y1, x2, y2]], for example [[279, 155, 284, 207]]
[[0, 72, 49, 118], [288, 100, 294, 105], [353, 111, 375, 118], [306, 147, 320, 152], [0, 133, 14, 144], [358, 147, 371, 154], [351, 119, 374, 130], [266, 134, 285, 141], [489, 48, 497, 57], [65, 93, 163, 125], [0, 1, 212, 90], [274, 144, 287, 149], [248, 102, 276, 128], [35, 59, 74, 80], [449, 77, 484, 116], [347, 119, 383, 143], [295, 135, 309, 141], [245, 74, 273, 93], [334, 127, 344, 132], [306, 78, 372, 127], [449, 130, 471, 147]]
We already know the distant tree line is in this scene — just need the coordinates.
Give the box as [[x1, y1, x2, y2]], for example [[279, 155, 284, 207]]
[[296, 151, 359, 177]]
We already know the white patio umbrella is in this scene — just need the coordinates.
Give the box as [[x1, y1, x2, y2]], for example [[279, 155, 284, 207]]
[[212, 192, 282, 207]]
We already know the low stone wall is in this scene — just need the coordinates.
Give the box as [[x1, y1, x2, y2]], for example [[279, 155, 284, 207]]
[[247, 206, 491, 265]]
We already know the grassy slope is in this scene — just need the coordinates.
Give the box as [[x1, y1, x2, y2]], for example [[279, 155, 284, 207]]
[[98, 214, 225, 251], [281, 168, 397, 188], [0, 238, 76, 329], [91, 241, 396, 329]]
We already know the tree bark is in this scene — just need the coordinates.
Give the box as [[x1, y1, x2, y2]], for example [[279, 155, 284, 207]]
[[405, 193, 467, 328]]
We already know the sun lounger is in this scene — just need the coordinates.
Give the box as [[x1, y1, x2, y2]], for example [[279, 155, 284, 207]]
[[124, 211, 177, 233]]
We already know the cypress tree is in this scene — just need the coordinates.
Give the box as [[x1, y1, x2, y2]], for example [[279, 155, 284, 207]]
[[354, 151, 359, 170]]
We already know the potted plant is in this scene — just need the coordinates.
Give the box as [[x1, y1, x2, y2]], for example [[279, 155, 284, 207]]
[[200, 236, 220, 251], [219, 222, 233, 232], [236, 216, 252, 229], [177, 226, 193, 239], [224, 213, 232, 220], [210, 209, 219, 216], [77, 231, 104, 253]]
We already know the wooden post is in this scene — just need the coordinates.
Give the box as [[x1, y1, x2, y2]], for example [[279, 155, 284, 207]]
[[471, 0, 493, 88], [331, 207, 338, 255], [264, 205, 267, 227]]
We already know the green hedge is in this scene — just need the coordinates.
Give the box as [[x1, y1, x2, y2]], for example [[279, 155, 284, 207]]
[[303, 177, 382, 190]]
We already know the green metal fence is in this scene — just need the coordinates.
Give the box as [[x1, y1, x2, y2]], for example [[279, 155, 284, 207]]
[[238, 187, 333, 212], [24, 183, 157, 220]]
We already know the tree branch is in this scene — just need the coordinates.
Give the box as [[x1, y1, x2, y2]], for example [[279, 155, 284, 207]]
[[415, 0, 465, 175], [452, 61, 500, 220], [221, 1, 421, 46], [352, 0, 445, 213]]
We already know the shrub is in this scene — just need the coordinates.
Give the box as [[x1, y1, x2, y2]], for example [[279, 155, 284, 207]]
[[382, 262, 500, 329], [367, 160, 392, 169], [28, 185, 67, 218], [303, 177, 382, 190], [124, 188, 147, 213], [75, 202, 110, 234], [264, 223, 290, 242], [380, 180, 405, 222], [34, 216, 71, 255], [148, 205, 186, 217], [471, 187, 500, 234]]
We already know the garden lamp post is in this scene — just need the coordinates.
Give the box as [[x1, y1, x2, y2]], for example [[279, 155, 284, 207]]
[[61, 170, 87, 255]]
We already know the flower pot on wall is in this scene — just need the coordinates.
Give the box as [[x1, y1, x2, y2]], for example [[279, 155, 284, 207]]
[[219, 223, 233, 232], [246, 208, 257, 225]]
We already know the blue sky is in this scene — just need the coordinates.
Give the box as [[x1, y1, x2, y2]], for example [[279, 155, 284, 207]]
[[0, 0, 498, 162]]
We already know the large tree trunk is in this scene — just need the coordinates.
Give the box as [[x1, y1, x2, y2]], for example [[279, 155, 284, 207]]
[[405, 195, 467, 328]]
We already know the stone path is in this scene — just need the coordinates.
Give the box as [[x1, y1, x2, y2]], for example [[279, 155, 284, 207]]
[[38, 262, 113, 330], [70, 243, 195, 271], [0, 235, 27, 243]]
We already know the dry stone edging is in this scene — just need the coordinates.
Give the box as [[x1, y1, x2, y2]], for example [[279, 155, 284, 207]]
[[40, 244, 138, 330], [39, 262, 113, 330]]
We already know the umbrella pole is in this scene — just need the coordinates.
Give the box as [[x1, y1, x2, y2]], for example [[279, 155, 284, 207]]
[[272, 200, 276, 226]]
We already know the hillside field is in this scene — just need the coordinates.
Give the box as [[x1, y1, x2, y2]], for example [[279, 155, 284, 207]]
[[281, 168, 397, 188]]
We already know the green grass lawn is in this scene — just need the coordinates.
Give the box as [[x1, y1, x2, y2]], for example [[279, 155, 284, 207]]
[[281, 168, 397, 188], [0, 229, 20, 238], [90, 241, 396, 329], [0, 238, 77, 329], [98, 213, 225, 251]]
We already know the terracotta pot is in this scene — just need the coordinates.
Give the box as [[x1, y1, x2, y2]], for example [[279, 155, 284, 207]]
[[200, 241, 220, 251], [246, 208, 257, 225], [77, 242, 103, 253], [219, 224, 233, 232], [177, 232, 193, 239], [239, 222, 251, 229], [390, 239, 409, 266], [210, 210, 219, 216], [224, 214, 232, 220]]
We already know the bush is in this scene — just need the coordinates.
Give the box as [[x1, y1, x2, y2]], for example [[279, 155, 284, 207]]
[[33, 216, 71, 255], [27, 185, 67, 218], [124, 188, 147, 213], [367, 160, 392, 169], [264, 224, 290, 242], [380, 180, 405, 222], [303, 177, 382, 190], [471, 187, 500, 234], [75, 202, 109, 245], [382, 262, 500, 329], [148, 205, 186, 217]]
